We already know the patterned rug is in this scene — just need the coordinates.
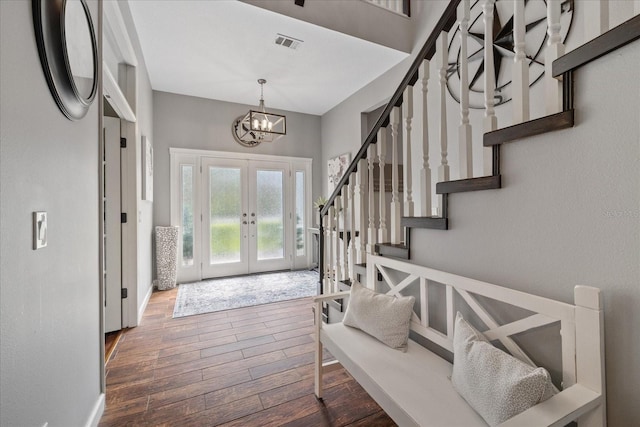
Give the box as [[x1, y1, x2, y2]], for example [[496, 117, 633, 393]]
[[172, 270, 319, 318]]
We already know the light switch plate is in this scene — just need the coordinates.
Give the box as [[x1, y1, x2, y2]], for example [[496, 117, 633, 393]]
[[33, 211, 47, 249]]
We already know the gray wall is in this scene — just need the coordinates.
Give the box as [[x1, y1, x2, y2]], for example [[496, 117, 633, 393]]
[[411, 42, 640, 424], [0, 1, 102, 425], [152, 91, 322, 230]]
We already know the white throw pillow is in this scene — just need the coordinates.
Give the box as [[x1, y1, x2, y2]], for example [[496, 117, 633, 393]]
[[342, 281, 415, 351], [451, 312, 557, 426]]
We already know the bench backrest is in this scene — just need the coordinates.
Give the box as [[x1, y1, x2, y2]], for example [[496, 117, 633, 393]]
[[365, 254, 604, 395]]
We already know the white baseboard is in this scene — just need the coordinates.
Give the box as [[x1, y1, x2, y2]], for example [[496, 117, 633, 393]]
[[85, 393, 105, 427], [137, 282, 153, 325]]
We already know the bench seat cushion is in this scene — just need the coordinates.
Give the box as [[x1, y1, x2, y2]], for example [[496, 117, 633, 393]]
[[321, 322, 487, 427]]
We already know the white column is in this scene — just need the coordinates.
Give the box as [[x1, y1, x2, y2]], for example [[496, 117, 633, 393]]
[[377, 127, 388, 243], [458, 0, 473, 179], [584, 0, 609, 41], [545, 0, 564, 115], [367, 143, 378, 254], [402, 86, 414, 217], [482, 0, 498, 176], [420, 60, 433, 217], [347, 175, 356, 282], [390, 106, 403, 243], [354, 158, 367, 264], [437, 32, 450, 200], [512, 0, 530, 123]]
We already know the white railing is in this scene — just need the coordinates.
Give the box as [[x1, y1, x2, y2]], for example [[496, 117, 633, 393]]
[[320, 0, 639, 290]]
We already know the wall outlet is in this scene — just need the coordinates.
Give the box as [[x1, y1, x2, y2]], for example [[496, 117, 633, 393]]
[[33, 211, 47, 250]]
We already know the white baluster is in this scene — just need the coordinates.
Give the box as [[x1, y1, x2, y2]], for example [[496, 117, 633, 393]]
[[390, 106, 403, 243], [347, 175, 356, 282], [402, 86, 414, 217], [584, 0, 609, 41], [377, 127, 388, 243], [482, 0, 498, 176], [437, 32, 450, 193], [367, 144, 378, 254], [340, 185, 348, 282], [512, 0, 530, 123], [333, 196, 341, 291], [420, 60, 432, 217], [355, 158, 367, 264], [326, 205, 335, 293], [458, 0, 473, 178], [545, 0, 564, 115]]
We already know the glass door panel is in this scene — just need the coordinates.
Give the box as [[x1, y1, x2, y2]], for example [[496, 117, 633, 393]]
[[202, 158, 248, 278], [256, 170, 284, 261], [248, 161, 291, 273]]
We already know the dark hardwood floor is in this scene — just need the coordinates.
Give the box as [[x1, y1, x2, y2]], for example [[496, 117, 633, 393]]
[[100, 288, 396, 426]]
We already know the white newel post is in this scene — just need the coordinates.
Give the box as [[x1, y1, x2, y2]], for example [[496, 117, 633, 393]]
[[355, 158, 367, 264], [326, 205, 335, 293], [367, 143, 378, 254], [458, 0, 473, 179], [333, 195, 341, 290], [545, 0, 564, 115], [584, 0, 609, 41], [340, 186, 348, 282], [347, 175, 356, 282], [377, 127, 389, 243], [437, 31, 450, 215], [512, 0, 530, 123], [482, 0, 498, 176], [390, 106, 402, 243], [420, 60, 433, 216], [402, 86, 414, 217]]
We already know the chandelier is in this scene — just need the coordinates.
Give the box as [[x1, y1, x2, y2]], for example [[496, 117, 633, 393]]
[[232, 79, 286, 147]]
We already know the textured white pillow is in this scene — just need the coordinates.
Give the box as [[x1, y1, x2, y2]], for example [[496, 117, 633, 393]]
[[451, 312, 557, 426], [342, 281, 415, 351]]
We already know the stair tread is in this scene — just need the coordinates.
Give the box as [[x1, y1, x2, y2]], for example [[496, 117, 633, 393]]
[[484, 110, 574, 146], [436, 175, 501, 195], [402, 216, 448, 230]]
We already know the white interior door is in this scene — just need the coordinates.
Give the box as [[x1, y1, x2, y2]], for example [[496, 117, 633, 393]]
[[103, 117, 122, 333]]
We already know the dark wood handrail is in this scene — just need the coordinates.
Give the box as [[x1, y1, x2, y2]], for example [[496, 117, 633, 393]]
[[320, 0, 460, 217]]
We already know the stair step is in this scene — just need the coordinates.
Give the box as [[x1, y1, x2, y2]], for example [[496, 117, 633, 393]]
[[553, 14, 640, 77], [402, 216, 448, 230], [376, 243, 409, 259], [483, 110, 574, 146], [436, 175, 501, 195]]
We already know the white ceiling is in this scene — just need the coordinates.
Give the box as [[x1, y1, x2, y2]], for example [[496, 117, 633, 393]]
[[127, 0, 409, 116]]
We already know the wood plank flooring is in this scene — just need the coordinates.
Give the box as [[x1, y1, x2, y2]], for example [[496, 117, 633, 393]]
[[100, 288, 396, 426]]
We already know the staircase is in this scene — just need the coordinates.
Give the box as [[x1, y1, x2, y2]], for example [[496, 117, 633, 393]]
[[318, 0, 640, 308]]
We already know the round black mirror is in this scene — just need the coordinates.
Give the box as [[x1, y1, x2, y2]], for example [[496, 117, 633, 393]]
[[33, 0, 98, 120]]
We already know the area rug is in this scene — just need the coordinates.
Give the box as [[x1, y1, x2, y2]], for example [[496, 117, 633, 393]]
[[172, 270, 319, 318]]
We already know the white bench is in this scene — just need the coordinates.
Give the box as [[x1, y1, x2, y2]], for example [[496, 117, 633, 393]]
[[313, 255, 606, 427]]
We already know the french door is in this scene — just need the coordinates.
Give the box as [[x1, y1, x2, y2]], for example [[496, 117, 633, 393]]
[[201, 158, 291, 278], [171, 150, 311, 282]]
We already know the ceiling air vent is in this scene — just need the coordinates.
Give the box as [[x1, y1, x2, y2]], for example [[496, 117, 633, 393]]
[[275, 34, 303, 50]]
